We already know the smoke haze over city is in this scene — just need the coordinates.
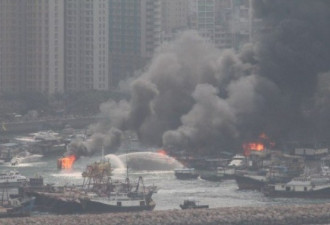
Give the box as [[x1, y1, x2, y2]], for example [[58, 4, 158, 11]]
[[84, 0, 330, 156], [1, 1, 330, 156]]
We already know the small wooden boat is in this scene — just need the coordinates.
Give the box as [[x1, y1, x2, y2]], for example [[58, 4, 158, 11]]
[[180, 200, 209, 209]]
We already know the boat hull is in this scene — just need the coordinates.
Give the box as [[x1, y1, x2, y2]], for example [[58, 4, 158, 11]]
[[200, 173, 223, 182], [31, 192, 83, 214], [235, 175, 266, 191], [0, 181, 25, 188], [264, 186, 330, 198], [81, 199, 155, 213], [180, 205, 209, 209], [0, 197, 35, 218]]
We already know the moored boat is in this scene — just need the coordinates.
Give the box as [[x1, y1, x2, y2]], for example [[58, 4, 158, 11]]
[[217, 166, 236, 179], [0, 183, 35, 218], [81, 188, 155, 213], [174, 168, 199, 180], [27, 156, 157, 214], [0, 196, 35, 218], [0, 170, 27, 188], [235, 172, 267, 190], [228, 155, 247, 168], [263, 166, 330, 198], [263, 176, 330, 198], [180, 200, 209, 209], [11, 151, 43, 166], [199, 168, 224, 182]]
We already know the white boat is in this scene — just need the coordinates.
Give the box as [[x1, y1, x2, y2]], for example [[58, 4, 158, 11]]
[[11, 151, 43, 166], [30, 130, 60, 141], [264, 165, 330, 198], [228, 154, 247, 168], [0, 170, 27, 188]]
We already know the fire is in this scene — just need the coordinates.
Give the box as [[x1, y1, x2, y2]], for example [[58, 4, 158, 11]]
[[242, 132, 276, 156], [57, 155, 76, 169], [157, 149, 167, 156], [243, 142, 265, 156], [259, 133, 276, 148]]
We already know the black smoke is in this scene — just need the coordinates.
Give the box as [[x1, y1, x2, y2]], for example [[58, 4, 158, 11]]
[[96, 31, 271, 154], [254, 0, 330, 142], [79, 0, 330, 156]]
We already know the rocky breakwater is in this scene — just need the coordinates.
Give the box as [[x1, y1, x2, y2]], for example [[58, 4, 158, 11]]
[[2, 204, 330, 225]]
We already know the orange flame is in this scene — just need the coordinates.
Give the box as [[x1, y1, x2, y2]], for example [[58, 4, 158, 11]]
[[157, 149, 167, 156], [243, 142, 265, 156], [58, 155, 76, 169]]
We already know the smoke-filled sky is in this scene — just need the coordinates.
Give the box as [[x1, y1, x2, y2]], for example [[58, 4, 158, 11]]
[[75, 0, 330, 156]]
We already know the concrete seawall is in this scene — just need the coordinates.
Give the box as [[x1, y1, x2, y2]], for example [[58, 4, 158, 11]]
[[2, 204, 330, 225]]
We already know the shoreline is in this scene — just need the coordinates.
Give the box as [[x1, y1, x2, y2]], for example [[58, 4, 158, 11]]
[[2, 203, 330, 225]]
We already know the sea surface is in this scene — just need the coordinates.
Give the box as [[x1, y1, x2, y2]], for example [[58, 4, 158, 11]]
[[1, 153, 329, 211]]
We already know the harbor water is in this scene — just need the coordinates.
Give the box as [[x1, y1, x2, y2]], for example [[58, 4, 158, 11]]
[[0, 153, 329, 211]]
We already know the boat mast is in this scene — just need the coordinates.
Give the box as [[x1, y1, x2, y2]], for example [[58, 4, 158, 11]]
[[101, 145, 105, 161], [125, 135, 131, 192], [126, 136, 130, 179]]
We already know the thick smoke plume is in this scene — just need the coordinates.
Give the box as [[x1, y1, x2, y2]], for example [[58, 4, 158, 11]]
[[66, 101, 128, 157], [74, 0, 330, 156], [90, 31, 271, 155], [253, 0, 330, 142]]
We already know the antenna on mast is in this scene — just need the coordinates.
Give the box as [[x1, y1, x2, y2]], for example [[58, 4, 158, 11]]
[[101, 145, 105, 161], [126, 135, 130, 179]]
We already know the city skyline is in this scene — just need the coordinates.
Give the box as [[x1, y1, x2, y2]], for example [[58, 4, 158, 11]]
[[0, 0, 255, 95]]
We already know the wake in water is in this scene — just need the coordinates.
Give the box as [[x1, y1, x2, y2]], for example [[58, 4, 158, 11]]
[[9, 161, 47, 168]]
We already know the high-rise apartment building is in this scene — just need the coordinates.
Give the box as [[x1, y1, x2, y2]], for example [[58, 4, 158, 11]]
[[188, 0, 255, 50], [65, 0, 109, 92], [0, 0, 65, 94], [108, 0, 161, 87], [0, 0, 258, 95], [189, 0, 216, 42], [0, 0, 109, 95], [229, 0, 251, 49], [161, 0, 190, 42]]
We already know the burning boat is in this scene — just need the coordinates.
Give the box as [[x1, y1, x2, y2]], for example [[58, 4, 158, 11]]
[[57, 139, 89, 170], [57, 155, 76, 170]]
